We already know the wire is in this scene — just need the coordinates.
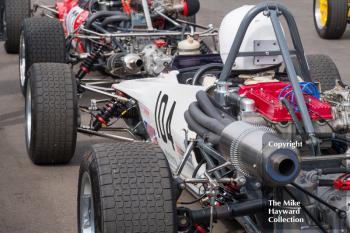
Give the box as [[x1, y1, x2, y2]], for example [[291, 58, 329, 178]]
[[283, 187, 327, 233], [280, 98, 305, 136], [192, 160, 206, 178], [177, 193, 207, 205], [291, 182, 347, 218], [278, 82, 320, 111]]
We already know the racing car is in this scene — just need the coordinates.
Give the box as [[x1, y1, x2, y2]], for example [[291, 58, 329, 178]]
[[0, 0, 31, 53], [313, 0, 349, 39], [19, 0, 215, 95], [22, 0, 218, 165], [24, 1, 350, 232]]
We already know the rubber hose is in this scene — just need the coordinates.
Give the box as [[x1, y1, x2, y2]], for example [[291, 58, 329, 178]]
[[85, 11, 127, 29], [322, 167, 350, 175], [184, 111, 220, 145], [280, 98, 305, 136], [192, 63, 223, 85], [91, 23, 126, 52], [208, 95, 236, 120], [101, 14, 131, 27], [188, 102, 225, 135], [196, 91, 233, 126]]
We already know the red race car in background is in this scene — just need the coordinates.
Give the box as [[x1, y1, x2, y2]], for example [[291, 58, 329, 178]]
[[18, 0, 218, 95], [20, 0, 219, 165]]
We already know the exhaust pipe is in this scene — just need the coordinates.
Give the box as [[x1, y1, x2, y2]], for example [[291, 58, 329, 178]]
[[185, 91, 300, 187], [219, 121, 300, 187], [106, 53, 144, 75]]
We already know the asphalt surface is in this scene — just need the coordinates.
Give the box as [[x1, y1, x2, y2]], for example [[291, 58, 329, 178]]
[[0, 1, 349, 233]]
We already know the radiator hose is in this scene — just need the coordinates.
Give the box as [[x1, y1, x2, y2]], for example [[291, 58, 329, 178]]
[[185, 91, 301, 186]]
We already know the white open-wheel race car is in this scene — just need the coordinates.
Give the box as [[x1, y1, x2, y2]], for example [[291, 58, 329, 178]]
[[18, 1, 350, 233]]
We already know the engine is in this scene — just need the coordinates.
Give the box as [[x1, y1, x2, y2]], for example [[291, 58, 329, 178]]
[[230, 80, 350, 148], [181, 4, 350, 232], [58, 0, 203, 77]]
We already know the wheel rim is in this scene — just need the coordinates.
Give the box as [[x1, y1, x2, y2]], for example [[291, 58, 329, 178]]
[[19, 32, 26, 88], [25, 79, 31, 147], [79, 172, 95, 233], [315, 0, 328, 28]]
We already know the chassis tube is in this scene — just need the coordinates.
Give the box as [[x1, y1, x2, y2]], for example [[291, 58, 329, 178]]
[[141, 0, 154, 30], [217, 2, 318, 153], [269, 10, 316, 141]]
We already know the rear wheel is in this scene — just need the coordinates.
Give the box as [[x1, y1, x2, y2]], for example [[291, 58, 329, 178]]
[[313, 0, 348, 39], [306, 54, 342, 91], [25, 63, 77, 165], [291, 55, 342, 91], [3, 0, 31, 53], [78, 143, 177, 233], [19, 17, 66, 96]]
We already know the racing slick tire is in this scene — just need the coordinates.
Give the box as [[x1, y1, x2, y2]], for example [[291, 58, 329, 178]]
[[305, 54, 342, 91], [25, 63, 77, 165], [291, 54, 342, 91], [78, 143, 177, 233], [3, 0, 31, 54], [19, 17, 66, 96], [313, 0, 348, 39]]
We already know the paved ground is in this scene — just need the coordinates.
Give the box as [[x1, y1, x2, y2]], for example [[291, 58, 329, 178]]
[[0, 0, 349, 233]]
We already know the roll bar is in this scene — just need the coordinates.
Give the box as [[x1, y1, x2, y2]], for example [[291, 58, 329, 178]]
[[218, 2, 319, 154]]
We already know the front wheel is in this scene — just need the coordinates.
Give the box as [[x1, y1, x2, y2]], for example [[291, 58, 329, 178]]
[[25, 63, 77, 165], [78, 143, 177, 233], [313, 0, 348, 39]]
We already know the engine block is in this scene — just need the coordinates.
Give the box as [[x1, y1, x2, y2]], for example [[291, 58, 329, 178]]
[[238, 82, 333, 122]]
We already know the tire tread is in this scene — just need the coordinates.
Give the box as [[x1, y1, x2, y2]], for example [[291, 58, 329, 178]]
[[4, 0, 31, 53], [27, 63, 77, 164], [80, 143, 176, 233]]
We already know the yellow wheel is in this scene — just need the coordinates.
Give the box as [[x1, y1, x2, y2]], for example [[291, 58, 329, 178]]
[[318, 0, 328, 27], [313, 0, 348, 39]]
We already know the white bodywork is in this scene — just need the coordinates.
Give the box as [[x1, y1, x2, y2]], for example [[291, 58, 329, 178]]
[[112, 5, 283, 179], [113, 71, 205, 180], [219, 5, 283, 70]]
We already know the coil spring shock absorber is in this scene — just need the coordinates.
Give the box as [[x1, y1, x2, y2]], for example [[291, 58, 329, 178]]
[[92, 100, 120, 131], [76, 44, 105, 80], [92, 99, 136, 131]]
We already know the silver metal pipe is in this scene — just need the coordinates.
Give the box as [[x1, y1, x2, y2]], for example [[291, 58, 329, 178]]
[[78, 27, 218, 38], [80, 84, 129, 102], [85, 81, 115, 85], [99, 127, 137, 139], [141, 0, 154, 30], [78, 127, 137, 142], [82, 79, 115, 82], [301, 154, 350, 162], [175, 141, 195, 176], [207, 161, 232, 174], [155, 9, 181, 27], [184, 177, 234, 184], [35, 4, 59, 14], [85, 85, 115, 91], [42, 13, 55, 19]]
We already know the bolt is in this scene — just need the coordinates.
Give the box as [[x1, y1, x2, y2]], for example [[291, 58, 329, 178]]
[[255, 182, 261, 189]]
